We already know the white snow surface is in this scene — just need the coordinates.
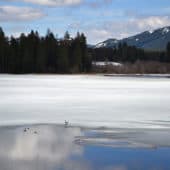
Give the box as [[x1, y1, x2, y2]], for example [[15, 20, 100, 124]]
[[149, 30, 154, 34], [162, 27, 169, 34], [92, 61, 122, 66], [95, 42, 106, 48], [0, 75, 170, 129]]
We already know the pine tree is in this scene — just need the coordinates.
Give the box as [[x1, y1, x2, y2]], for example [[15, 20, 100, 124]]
[[45, 29, 58, 72], [80, 33, 91, 72], [36, 38, 46, 73], [57, 44, 69, 73], [64, 31, 70, 40], [0, 27, 6, 73], [166, 42, 170, 62], [9, 36, 19, 73]]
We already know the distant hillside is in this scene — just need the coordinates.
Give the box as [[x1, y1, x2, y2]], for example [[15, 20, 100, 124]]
[[95, 26, 170, 51]]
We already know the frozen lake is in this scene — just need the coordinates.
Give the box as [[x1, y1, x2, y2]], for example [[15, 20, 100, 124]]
[[0, 74, 170, 128]]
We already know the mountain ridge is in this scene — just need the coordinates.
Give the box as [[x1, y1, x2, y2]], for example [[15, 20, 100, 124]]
[[94, 26, 170, 51]]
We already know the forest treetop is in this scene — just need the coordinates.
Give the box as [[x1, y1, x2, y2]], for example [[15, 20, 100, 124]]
[[0, 27, 92, 74]]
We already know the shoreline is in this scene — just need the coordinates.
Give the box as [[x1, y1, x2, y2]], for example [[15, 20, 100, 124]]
[[1, 73, 170, 78], [1, 123, 170, 149], [1, 122, 170, 131]]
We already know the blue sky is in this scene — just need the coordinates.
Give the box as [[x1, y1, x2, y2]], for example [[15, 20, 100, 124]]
[[0, 0, 170, 44]]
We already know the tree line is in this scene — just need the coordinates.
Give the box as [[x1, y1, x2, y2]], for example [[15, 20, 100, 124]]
[[0, 27, 92, 74], [90, 42, 170, 63], [1, 26, 170, 74]]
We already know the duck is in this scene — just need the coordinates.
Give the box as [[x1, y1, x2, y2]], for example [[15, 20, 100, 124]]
[[64, 120, 69, 127]]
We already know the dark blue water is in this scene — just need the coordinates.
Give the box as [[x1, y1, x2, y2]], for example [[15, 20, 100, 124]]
[[82, 146, 170, 170], [0, 125, 170, 170]]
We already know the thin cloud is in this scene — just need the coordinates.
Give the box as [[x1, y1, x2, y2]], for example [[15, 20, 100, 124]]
[[85, 0, 113, 8], [5, 0, 83, 6], [4, 0, 113, 7], [83, 16, 170, 44], [129, 16, 170, 30], [0, 6, 45, 22]]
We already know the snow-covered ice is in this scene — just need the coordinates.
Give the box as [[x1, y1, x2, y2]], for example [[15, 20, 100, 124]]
[[0, 75, 170, 129], [92, 61, 122, 67]]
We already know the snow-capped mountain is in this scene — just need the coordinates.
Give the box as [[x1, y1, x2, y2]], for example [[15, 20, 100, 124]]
[[95, 39, 118, 48], [94, 26, 170, 51]]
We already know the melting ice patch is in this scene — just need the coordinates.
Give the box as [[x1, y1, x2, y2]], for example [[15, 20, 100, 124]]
[[75, 128, 170, 148]]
